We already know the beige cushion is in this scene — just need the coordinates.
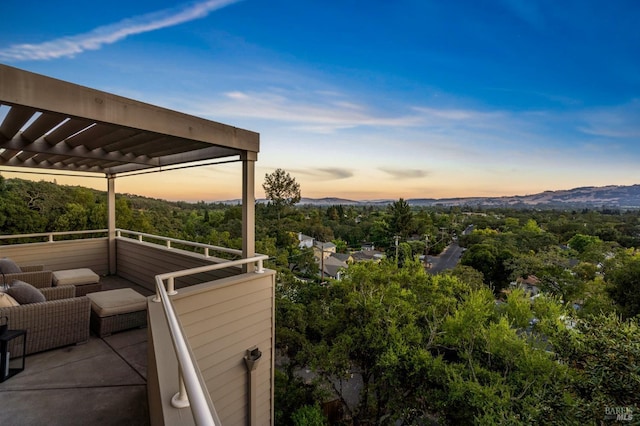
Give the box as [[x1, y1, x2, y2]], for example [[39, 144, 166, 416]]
[[53, 268, 99, 286], [0, 291, 19, 307], [87, 288, 147, 317]]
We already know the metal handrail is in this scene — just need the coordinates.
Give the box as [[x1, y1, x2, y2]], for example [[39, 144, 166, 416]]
[[155, 273, 219, 425], [0, 228, 244, 259], [153, 254, 269, 425], [116, 229, 243, 258], [0, 229, 108, 242]]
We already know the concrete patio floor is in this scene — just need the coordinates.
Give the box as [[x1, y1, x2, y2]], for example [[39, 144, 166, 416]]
[[0, 276, 154, 426]]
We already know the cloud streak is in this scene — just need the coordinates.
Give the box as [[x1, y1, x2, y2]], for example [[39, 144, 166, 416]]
[[206, 90, 424, 133], [0, 0, 239, 61], [289, 168, 354, 180], [164, 76, 640, 165], [380, 168, 430, 179], [577, 100, 640, 139]]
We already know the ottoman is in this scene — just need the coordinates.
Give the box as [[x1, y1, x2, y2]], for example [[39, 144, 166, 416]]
[[87, 288, 148, 337], [52, 268, 101, 296]]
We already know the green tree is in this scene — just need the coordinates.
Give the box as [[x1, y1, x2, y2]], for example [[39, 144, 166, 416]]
[[606, 251, 640, 319], [53, 202, 88, 231], [291, 405, 327, 426], [568, 233, 601, 254], [263, 168, 301, 221], [332, 238, 348, 253], [388, 198, 413, 238], [554, 314, 640, 422]]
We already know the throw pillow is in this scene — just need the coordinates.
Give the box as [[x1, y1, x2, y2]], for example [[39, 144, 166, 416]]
[[6, 280, 46, 304], [0, 292, 19, 307], [0, 258, 21, 274]]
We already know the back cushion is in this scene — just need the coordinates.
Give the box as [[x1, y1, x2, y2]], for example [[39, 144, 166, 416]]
[[0, 258, 22, 274]]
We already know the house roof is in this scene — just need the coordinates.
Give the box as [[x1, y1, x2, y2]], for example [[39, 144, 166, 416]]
[[322, 256, 348, 278], [0, 64, 259, 177], [331, 253, 351, 262], [315, 241, 336, 250], [517, 275, 540, 286], [351, 250, 384, 261]]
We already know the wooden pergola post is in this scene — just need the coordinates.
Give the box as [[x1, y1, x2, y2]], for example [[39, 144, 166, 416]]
[[107, 174, 116, 275], [242, 151, 257, 273]]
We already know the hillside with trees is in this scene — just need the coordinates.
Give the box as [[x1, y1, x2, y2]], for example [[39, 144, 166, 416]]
[[1, 175, 639, 424]]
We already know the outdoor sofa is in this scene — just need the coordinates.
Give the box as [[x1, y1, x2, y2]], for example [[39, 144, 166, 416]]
[[0, 285, 91, 356], [1, 264, 53, 289]]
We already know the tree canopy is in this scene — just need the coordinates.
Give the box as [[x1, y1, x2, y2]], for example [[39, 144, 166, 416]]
[[263, 168, 301, 220], [3, 177, 640, 424]]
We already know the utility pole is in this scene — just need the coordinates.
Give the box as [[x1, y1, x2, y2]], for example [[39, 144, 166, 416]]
[[320, 244, 325, 283], [424, 234, 430, 268], [394, 235, 400, 267]]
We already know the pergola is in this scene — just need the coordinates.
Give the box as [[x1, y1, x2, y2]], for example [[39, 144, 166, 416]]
[[0, 64, 259, 273]]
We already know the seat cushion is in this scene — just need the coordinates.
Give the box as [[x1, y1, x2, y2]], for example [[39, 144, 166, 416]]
[[0, 257, 21, 274], [0, 291, 19, 307], [6, 280, 46, 304], [53, 268, 99, 286], [87, 288, 147, 317]]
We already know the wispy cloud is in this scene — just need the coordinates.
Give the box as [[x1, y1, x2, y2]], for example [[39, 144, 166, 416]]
[[380, 168, 429, 179], [0, 0, 240, 61], [318, 168, 354, 179], [289, 168, 354, 180], [577, 100, 640, 139], [168, 77, 640, 164], [200, 89, 424, 133]]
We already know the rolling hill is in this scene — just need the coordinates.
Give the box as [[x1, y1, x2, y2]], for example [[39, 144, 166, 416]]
[[295, 185, 640, 209]]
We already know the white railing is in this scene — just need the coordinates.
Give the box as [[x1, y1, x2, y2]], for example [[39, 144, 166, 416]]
[[0, 229, 246, 261], [0, 229, 108, 242], [153, 254, 269, 425], [116, 229, 243, 259]]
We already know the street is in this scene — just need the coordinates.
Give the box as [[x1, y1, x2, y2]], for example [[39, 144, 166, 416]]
[[427, 242, 464, 274]]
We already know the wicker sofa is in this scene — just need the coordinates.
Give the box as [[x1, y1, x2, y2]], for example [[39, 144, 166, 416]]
[[0, 285, 90, 357], [1, 264, 53, 289]]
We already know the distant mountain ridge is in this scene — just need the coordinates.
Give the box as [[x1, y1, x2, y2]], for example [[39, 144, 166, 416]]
[[291, 185, 640, 208]]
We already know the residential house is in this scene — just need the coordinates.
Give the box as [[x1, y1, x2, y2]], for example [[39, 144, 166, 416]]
[[361, 242, 375, 251], [321, 254, 349, 280], [351, 250, 385, 262], [512, 275, 542, 297], [332, 253, 353, 264], [314, 241, 336, 260], [298, 232, 315, 249]]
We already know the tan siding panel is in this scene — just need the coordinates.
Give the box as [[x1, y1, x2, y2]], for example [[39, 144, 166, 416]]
[[204, 362, 246, 392], [178, 288, 270, 327], [116, 238, 239, 291], [256, 400, 272, 426], [0, 239, 109, 274], [210, 372, 247, 409], [178, 285, 271, 320], [199, 343, 272, 385], [184, 300, 272, 342], [218, 406, 247, 426], [193, 314, 272, 368], [169, 272, 274, 425], [174, 279, 271, 316]]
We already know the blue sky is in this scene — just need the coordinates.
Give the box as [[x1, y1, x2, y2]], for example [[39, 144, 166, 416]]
[[1, 0, 639, 201]]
